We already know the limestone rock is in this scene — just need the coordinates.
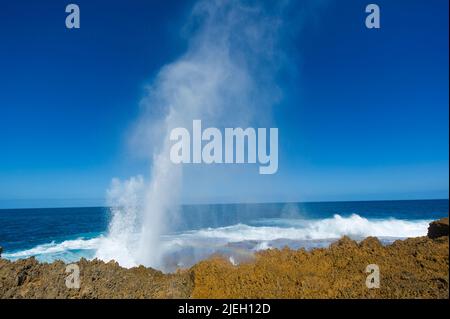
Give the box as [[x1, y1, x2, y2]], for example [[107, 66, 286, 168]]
[[428, 218, 449, 239], [359, 236, 382, 249], [1, 223, 449, 299]]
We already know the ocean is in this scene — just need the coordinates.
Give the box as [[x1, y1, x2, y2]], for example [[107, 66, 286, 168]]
[[0, 199, 448, 271]]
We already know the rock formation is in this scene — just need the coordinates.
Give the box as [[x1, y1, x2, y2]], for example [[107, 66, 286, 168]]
[[0, 218, 448, 299], [427, 217, 449, 239]]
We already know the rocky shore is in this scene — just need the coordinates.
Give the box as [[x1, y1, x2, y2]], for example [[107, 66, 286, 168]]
[[0, 218, 448, 299]]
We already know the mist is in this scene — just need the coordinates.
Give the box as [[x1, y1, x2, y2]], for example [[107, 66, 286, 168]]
[[95, 0, 295, 269]]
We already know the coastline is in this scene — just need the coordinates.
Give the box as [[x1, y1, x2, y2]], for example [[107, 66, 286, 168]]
[[0, 218, 448, 299]]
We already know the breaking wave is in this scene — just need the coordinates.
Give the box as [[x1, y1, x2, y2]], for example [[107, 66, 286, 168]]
[[2, 214, 431, 268]]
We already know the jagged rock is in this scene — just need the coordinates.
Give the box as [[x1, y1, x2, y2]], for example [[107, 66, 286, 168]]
[[428, 218, 449, 239], [0, 256, 193, 299], [0, 232, 448, 299], [330, 236, 358, 248], [192, 236, 449, 299], [0, 246, 3, 258], [359, 236, 382, 249]]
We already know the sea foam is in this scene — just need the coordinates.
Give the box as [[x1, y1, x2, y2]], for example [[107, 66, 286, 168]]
[[3, 214, 431, 269]]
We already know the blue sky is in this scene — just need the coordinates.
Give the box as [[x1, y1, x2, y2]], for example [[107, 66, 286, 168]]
[[0, 0, 448, 208]]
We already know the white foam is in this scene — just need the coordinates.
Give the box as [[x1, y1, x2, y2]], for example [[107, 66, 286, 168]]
[[168, 214, 430, 243], [95, 177, 146, 268], [229, 256, 238, 266], [3, 214, 431, 268], [3, 237, 102, 259], [253, 241, 272, 251], [95, 0, 290, 270]]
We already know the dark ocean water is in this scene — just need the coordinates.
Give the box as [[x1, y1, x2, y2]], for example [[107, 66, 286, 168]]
[[0, 199, 448, 269]]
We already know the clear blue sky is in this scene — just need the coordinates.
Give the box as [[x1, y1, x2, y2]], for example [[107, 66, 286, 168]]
[[0, 0, 448, 208]]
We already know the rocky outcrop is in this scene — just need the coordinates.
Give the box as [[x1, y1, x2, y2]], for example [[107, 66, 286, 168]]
[[0, 219, 448, 299], [0, 258, 193, 298], [428, 218, 449, 239], [191, 235, 448, 298]]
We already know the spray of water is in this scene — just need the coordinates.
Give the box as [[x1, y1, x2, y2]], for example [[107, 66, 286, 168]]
[[96, 0, 295, 269]]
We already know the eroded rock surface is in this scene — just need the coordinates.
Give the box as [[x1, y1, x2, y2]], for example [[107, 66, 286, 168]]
[[0, 258, 193, 298], [191, 235, 448, 298], [428, 218, 449, 239], [1, 219, 448, 299]]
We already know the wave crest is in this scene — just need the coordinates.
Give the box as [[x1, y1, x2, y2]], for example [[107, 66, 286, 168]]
[[2, 214, 431, 268]]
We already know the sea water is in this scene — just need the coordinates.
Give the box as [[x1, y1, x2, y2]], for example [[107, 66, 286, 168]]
[[0, 200, 448, 272]]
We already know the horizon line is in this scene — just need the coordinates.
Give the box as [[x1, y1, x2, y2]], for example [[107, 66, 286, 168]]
[[0, 197, 448, 211]]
